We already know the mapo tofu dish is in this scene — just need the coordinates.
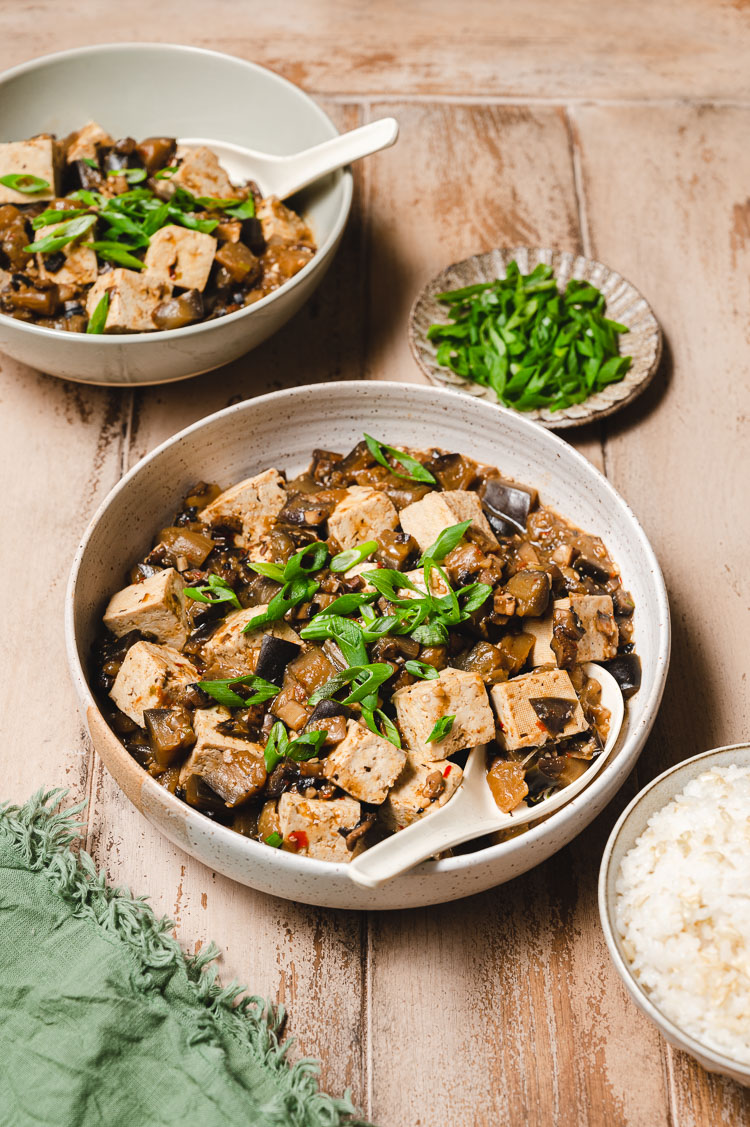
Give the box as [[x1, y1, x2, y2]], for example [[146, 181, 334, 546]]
[[0, 123, 315, 333], [93, 436, 641, 863]]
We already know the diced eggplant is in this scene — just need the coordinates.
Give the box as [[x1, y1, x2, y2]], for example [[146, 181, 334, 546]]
[[576, 555, 613, 583], [426, 451, 477, 491], [254, 635, 301, 686], [504, 570, 550, 617], [143, 707, 196, 770], [486, 758, 529, 812], [612, 587, 636, 617], [136, 136, 177, 176], [215, 240, 260, 284], [600, 654, 642, 699], [482, 477, 537, 536], [4, 285, 59, 316], [156, 526, 215, 568], [240, 216, 266, 256], [277, 490, 337, 532], [67, 159, 104, 191], [456, 641, 507, 684], [529, 697, 576, 736], [152, 289, 204, 331], [102, 137, 138, 173], [375, 529, 418, 571], [129, 561, 163, 584]]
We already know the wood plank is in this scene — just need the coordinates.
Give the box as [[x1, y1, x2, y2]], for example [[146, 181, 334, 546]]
[[83, 103, 367, 1107], [364, 102, 666, 1127], [0, 362, 128, 808], [574, 102, 750, 1125], [1, 1, 750, 101]]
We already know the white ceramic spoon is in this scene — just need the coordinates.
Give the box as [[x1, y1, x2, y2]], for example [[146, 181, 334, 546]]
[[348, 663, 624, 889], [178, 117, 399, 200]]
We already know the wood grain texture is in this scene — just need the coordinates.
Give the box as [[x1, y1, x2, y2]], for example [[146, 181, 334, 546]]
[[1, 1, 750, 100], [1, 11, 749, 1126], [575, 102, 750, 1125]]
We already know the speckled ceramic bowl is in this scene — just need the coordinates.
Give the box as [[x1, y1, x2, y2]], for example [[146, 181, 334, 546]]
[[65, 381, 670, 909], [409, 247, 662, 429], [599, 744, 750, 1087], [0, 44, 352, 385]]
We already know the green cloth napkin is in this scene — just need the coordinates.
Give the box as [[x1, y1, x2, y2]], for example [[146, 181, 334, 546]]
[[0, 790, 367, 1127]]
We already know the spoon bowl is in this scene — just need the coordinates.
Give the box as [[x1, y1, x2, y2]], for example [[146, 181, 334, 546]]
[[348, 662, 625, 888], [179, 117, 398, 200]]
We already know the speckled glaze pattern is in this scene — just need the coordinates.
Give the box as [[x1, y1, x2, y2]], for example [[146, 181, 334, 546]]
[[65, 381, 670, 909], [599, 743, 750, 1087], [0, 44, 352, 386], [409, 247, 662, 429]]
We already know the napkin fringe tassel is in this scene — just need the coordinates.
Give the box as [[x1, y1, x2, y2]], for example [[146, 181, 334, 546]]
[[0, 788, 370, 1127]]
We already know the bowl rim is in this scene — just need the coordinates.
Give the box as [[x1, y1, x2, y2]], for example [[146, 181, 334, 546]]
[[0, 42, 353, 344], [598, 742, 750, 1078], [65, 379, 671, 884]]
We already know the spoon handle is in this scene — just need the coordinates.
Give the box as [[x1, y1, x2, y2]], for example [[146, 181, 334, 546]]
[[272, 117, 399, 199], [347, 794, 501, 889]]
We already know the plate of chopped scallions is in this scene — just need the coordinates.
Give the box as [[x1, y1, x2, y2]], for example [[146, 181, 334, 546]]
[[409, 247, 661, 429]]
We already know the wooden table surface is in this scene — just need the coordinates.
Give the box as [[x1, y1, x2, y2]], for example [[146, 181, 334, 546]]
[[3, 5, 750, 1124]]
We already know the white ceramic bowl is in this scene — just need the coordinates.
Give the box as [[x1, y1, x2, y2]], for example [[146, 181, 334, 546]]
[[0, 44, 352, 386], [599, 744, 750, 1087], [65, 381, 670, 909]]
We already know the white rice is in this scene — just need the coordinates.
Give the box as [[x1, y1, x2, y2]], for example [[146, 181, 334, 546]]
[[615, 764, 750, 1064]]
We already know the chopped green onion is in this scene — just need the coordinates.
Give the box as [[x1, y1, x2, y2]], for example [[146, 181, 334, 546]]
[[404, 660, 440, 681], [428, 261, 632, 413], [419, 520, 472, 564], [283, 541, 329, 582], [264, 832, 283, 848], [247, 560, 286, 583], [426, 715, 455, 743], [264, 722, 289, 772], [0, 173, 50, 194], [363, 434, 437, 484], [308, 663, 393, 707], [86, 291, 110, 335], [82, 157, 99, 170], [108, 167, 147, 184], [183, 573, 241, 611], [154, 165, 178, 180], [361, 706, 402, 748], [90, 241, 145, 270], [241, 578, 319, 633], [329, 540, 379, 573], [320, 591, 378, 617], [198, 672, 281, 708], [32, 207, 88, 229], [25, 213, 96, 254]]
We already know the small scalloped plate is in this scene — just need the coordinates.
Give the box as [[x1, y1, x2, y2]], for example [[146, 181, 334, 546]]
[[408, 246, 662, 429]]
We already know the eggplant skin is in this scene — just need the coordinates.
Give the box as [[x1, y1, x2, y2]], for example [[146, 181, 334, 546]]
[[600, 654, 641, 698], [253, 635, 301, 686]]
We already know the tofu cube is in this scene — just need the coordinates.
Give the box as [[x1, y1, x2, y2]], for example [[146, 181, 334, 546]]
[[0, 137, 57, 203], [278, 793, 364, 862], [201, 604, 300, 676], [65, 121, 113, 162], [525, 613, 556, 667], [109, 641, 197, 725], [489, 668, 588, 751], [381, 759, 463, 831], [401, 567, 450, 599], [103, 567, 188, 648], [322, 720, 406, 804], [85, 269, 171, 333], [34, 222, 98, 286], [554, 595, 619, 663], [164, 145, 238, 201], [199, 469, 287, 549], [393, 667, 496, 761], [327, 486, 399, 551], [179, 708, 266, 807], [257, 197, 314, 247], [399, 490, 498, 553], [144, 224, 217, 292]]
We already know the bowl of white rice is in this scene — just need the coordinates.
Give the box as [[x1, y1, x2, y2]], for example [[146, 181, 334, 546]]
[[599, 743, 750, 1086]]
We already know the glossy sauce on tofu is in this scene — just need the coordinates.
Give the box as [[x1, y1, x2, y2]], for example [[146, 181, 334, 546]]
[[92, 441, 641, 862]]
